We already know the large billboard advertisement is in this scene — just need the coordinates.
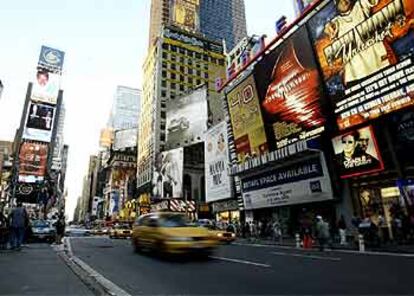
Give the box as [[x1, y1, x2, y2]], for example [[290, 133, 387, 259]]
[[226, 75, 268, 163], [205, 122, 232, 202], [113, 128, 137, 151], [241, 155, 333, 209], [332, 125, 384, 178], [171, 0, 200, 32], [23, 102, 55, 142], [166, 87, 208, 148], [31, 70, 60, 105], [38, 46, 65, 73], [254, 26, 326, 150], [18, 142, 48, 183], [153, 148, 184, 199], [308, 0, 414, 130]]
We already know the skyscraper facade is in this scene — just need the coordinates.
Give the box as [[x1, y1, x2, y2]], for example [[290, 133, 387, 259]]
[[108, 86, 141, 131], [200, 0, 247, 50], [148, 0, 247, 50]]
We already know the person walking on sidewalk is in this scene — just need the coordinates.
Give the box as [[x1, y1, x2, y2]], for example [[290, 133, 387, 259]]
[[54, 212, 65, 245], [337, 215, 347, 245], [0, 211, 9, 250], [316, 215, 330, 251], [9, 202, 29, 251]]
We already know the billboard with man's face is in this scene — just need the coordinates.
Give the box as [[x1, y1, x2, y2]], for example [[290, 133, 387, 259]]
[[254, 26, 326, 150], [308, 0, 414, 130], [171, 0, 200, 32], [332, 126, 384, 178], [18, 142, 48, 183], [31, 70, 60, 105], [23, 102, 55, 142], [226, 75, 268, 164]]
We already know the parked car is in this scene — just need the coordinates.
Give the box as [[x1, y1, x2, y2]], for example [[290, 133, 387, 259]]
[[131, 212, 218, 256], [196, 219, 236, 244], [91, 227, 110, 236], [30, 220, 55, 242], [110, 224, 132, 239], [65, 226, 91, 237]]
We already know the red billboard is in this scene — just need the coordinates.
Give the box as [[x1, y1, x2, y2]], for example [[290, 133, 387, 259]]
[[18, 142, 48, 182]]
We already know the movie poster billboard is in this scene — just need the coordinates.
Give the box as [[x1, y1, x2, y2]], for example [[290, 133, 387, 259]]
[[241, 155, 333, 209], [23, 102, 55, 142], [171, 0, 200, 32], [254, 26, 326, 150], [205, 122, 232, 202], [31, 70, 60, 104], [153, 148, 184, 199], [308, 0, 414, 130], [113, 128, 137, 151], [38, 46, 65, 73], [166, 87, 208, 148], [226, 75, 268, 163], [332, 126, 384, 178], [18, 142, 48, 183]]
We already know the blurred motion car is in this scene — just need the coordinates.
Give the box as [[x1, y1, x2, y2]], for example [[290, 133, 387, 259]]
[[131, 212, 218, 256], [110, 224, 132, 239], [91, 227, 110, 236], [65, 226, 91, 237], [30, 220, 55, 242], [196, 219, 236, 244]]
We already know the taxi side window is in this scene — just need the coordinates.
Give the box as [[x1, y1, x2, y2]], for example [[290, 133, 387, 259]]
[[147, 217, 158, 227]]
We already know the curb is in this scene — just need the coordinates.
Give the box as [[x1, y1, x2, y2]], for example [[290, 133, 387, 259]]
[[56, 238, 131, 296]]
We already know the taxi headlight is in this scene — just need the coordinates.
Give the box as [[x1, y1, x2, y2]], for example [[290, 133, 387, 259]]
[[168, 236, 193, 242], [231, 233, 236, 238], [217, 233, 223, 237]]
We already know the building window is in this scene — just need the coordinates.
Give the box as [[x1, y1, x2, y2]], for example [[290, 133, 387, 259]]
[[196, 79, 201, 85], [171, 73, 176, 80], [161, 91, 166, 97], [179, 48, 185, 55], [162, 43, 169, 50], [171, 64, 176, 70], [171, 82, 176, 89], [161, 80, 167, 87], [162, 52, 168, 59], [180, 66, 185, 72], [162, 71, 167, 78], [188, 77, 193, 84], [161, 111, 166, 119], [180, 84, 185, 91], [188, 68, 193, 75], [179, 75, 184, 82]]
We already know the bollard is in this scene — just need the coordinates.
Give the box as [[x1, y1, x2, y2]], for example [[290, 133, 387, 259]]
[[358, 234, 365, 252], [295, 233, 301, 249]]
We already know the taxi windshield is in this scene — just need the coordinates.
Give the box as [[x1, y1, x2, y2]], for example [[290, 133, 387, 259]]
[[159, 214, 189, 227]]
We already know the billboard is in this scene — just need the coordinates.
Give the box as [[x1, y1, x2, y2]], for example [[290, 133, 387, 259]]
[[153, 148, 184, 199], [254, 26, 326, 150], [38, 46, 65, 73], [166, 87, 208, 148], [308, 0, 414, 130], [241, 155, 333, 209], [23, 102, 55, 142], [171, 0, 200, 32], [226, 75, 268, 163], [18, 142, 48, 183], [332, 126, 384, 178], [31, 70, 60, 104], [205, 122, 232, 202], [113, 128, 137, 151]]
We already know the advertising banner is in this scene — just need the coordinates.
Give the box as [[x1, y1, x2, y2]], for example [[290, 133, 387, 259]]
[[254, 26, 326, 150], [226, 75, 268, 163], [171, 0, 200, 32], [31, 70, 60, 104], [308, 0, 414, 130], [18, 142, 48, 183], [205, 122, 232, 202], [166, 87, 208, 148], [332, 126, 384, 178], [38, 46, 65, 73], [153, 148, 184, 199], [241, 155, 333, 209], [113, 128, 137, 151], [23, 102, 55, 142]]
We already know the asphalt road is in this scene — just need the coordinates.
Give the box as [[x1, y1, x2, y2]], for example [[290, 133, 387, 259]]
[[69, 237, 414, 295]]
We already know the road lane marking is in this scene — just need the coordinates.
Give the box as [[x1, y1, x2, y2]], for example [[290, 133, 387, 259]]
[[210, 256, 271, 268], [64, 237, 132, 296], [271, 251, 341, 261]]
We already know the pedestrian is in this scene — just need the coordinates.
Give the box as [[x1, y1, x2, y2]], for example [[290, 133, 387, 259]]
[[272, 219, 282, 243], [54, 212, 65, 245], [299, 209, 313, 249], [337, 215, 347, 245], [0, 211, 9, 250], [316, 216, 330, 251], [9, 202, 29, 251]]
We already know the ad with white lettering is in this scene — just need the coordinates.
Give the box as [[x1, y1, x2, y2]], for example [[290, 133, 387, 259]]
[[308, 0, 414, 130], [332, 126, 384, 178]]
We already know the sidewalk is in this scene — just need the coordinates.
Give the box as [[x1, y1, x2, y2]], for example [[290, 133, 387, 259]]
[[0, 243, 92, 296], [236, 237, 414, 254]]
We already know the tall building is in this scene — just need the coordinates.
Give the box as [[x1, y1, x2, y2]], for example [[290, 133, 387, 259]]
[[137, 25, 226, 195], [108, 86, 141, 131], [200, 0, 247, 50], [148, 0, 247, 50]]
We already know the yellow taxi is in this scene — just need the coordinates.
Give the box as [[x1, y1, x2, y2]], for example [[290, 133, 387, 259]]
[[131, 212, 218, 255], [197, 220, 236, 244], [109, 224, 132, 239]]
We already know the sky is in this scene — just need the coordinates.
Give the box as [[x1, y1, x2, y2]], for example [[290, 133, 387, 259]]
[[0, 0, 295, 220]]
